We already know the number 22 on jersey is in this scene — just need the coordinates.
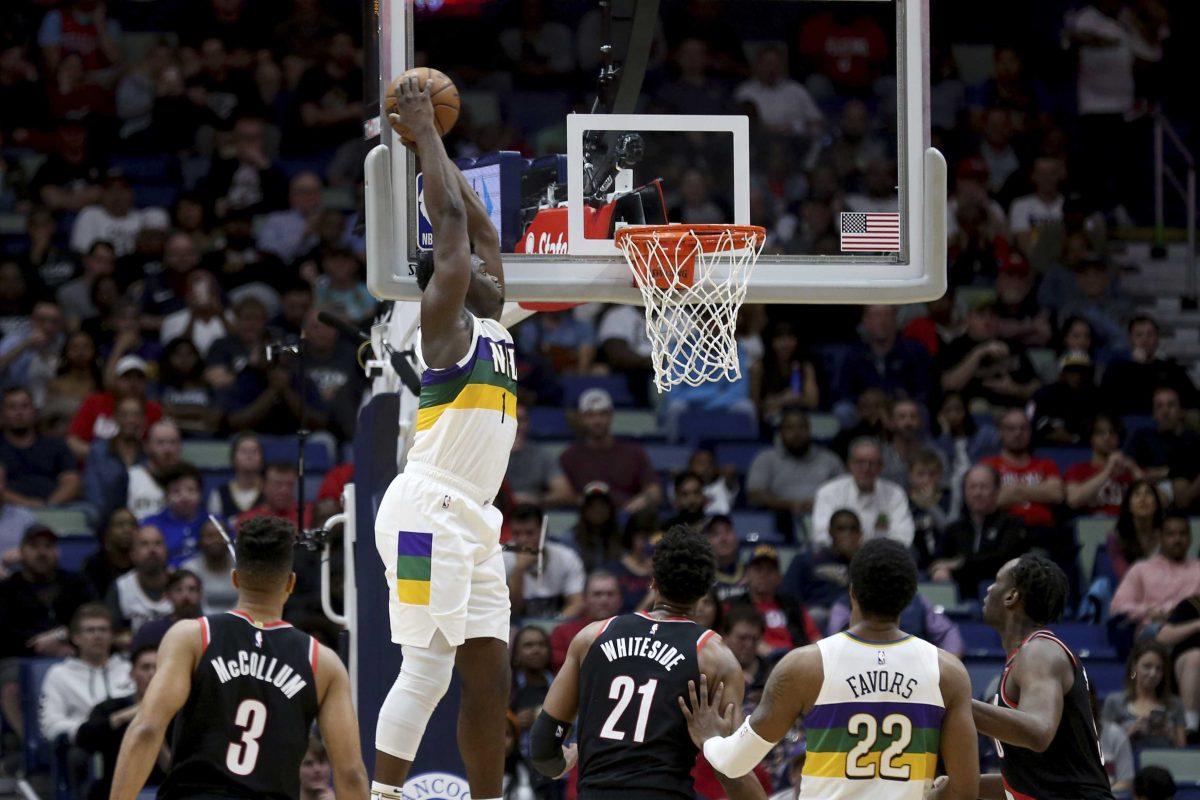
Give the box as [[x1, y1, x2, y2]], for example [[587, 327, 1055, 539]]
[[846, 713, 913, 780]]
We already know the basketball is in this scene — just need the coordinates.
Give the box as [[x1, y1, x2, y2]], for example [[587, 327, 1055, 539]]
[[385, 67, 460, 146]]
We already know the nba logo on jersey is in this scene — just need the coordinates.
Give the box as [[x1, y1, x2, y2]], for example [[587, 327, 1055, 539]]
[[649, 624, 659, 636], [877, 650, 886, 665], [255, 632, 263, 649]]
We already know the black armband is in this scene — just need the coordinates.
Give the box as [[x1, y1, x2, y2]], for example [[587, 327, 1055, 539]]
[[529, 710, 572, 777]]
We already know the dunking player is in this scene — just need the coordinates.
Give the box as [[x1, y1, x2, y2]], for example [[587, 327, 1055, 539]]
[[970, 555, 1113, 800], [370, 76, 515, 800], [530, 526, 766, 800], [681, 539, 979, 800], [107, 516, 369, 800]]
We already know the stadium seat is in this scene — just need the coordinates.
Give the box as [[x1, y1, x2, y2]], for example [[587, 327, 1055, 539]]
[[259, 437, 333, 472], [522, 618, 559, 635], [1053, 621, 1116, 660], [20, 658, 73, 800], [1081, 659, 1125, 696], [958, 622, 1004, 658], [182, 439, 232, 470], [32, 508, 89, 536], [1120, 414, 1154, 446], [643, 443, 694, 474], [546, 512, 578, 540], [962, 658, 1005, 700], [730, 511, 783, 544], [561, 375, 635, 408], [775, 546, 799, 574], [714, 442, 768, 475], [1076, 516, 1113, 585], [1037, 446, 1090, 475], [917, 582, 960, 611], [539, 440, 570, 463], [809, 413, 840, 442], [528, 407, 571, 439], [673, 410, 757, 444], [132, 184, 178, 209], [57, 535, 98, 572], [611, 409, 660, 439], [110, 154, 177, 184], [1138, 748, 1200, 784]]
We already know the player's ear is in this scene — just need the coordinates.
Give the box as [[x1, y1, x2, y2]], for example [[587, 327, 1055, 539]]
[[286, 572, 296, 596], [231, 570, 240, 589]]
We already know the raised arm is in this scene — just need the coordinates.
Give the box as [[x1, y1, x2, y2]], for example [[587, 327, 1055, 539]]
[[454, 169, 504, 295], [928, 651, 980, 800], [108, 620, 200, 800], [701, 638, 769, 800], [970, 638, 1069, 753], [315, 644, 370, 799]]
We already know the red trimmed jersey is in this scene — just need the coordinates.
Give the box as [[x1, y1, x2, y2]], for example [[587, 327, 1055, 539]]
[[992, 630, 1112, 800], [159, 611, 320, 800], [576, 612, 714, 799]]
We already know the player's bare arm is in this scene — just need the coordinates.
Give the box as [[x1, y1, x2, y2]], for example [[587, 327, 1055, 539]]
[[108, 619, 201, 800], [927, 651, 980, 800], [697, 636, 768, 800], [971, 637, 1070, 752], [314, 643, 370, 799], [454, 167, 504, 298], [531, 620, 607, 778], [392, 74, 473, 366], [680, 645, 823, 778]]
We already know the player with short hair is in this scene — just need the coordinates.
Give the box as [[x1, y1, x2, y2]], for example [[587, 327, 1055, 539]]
[[971, 555, 1113, 800], [530, 526, 766, 800], [681, 538, 979, 800], [370, 75, 516, 800], [107, 515, 369, 800]]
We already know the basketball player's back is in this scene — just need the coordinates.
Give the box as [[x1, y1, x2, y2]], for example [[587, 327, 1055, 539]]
[[801, 631, 944, 800]]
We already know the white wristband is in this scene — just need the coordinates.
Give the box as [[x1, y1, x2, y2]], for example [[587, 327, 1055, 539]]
[[702, 717, 776, 778]]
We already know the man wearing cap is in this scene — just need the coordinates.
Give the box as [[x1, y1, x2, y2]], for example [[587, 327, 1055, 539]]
[[559, 388, 662, 513], [1009, 156, 1066, 258], [937, 297, 1040, 407], [995, 253, 1052, 347], [68, 354, 163, 461], [729, 545, 821, 655], [1029, 349, 1102, 447], [0, 387, 80, 508]]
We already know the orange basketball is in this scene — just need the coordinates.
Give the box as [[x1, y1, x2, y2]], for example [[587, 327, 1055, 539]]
[[385, 67, 460, 147]]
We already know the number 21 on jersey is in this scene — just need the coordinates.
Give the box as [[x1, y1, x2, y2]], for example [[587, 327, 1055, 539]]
[[599, 677, 658, 743]]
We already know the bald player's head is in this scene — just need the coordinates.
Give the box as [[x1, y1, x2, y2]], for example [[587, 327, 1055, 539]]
[[233, 516, 297, 595]]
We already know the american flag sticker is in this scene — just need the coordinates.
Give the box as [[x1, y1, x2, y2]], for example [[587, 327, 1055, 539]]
[[839, 212, 901, 253]]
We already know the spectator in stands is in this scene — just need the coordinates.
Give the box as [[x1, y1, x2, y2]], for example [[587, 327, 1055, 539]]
[[0, 300, 67, 405], [257, 172, 324, 265], [1108, 480, 1165, 582], [1030, 351, 1100, 446], [82, 398, 143, 523], [1009, 157, 1066, 258], [1089, 684, 1135, 793], [130, 567, 201, 651], [105, 523, 171, 636], [23, 207, 77, 294], [157, 338, 221, 435], [68, 354, 162, 461], [203, 116, 288, 219], [705, 514, 747, 603], [687, 448, 738, 515], [206, 432, 264, 519], [70, 174, 167, 258], [548, 570, 622, 671], [1102, 639, 1187, 748], [938, 298, 1040, 407], [826, 586, 965, 657], [664, 472, 708, 532], [294, 32, 363, 151], [205, 296, 270, 392], [724, 606, 772, 707], [38, 0, 120, 77], [0, 464, 37, 573], [560, 388, 661, 513], [596, 305, 654, 405], [572, 481, 622, 571], [1112, 511, 1200, 637], [756, 321, 821, 426], [1101, 316, 1198, 415], [930, 464, 1027, 599], [140, 463, 206, 565], [1158, 595, 1200, 741], [160, 269, 231, 358], [313, 247, 376, 326], [1053, 254, 1130, 351], [734, 44, 823, 139], [498, 0, 574, 88], [1066, 413, 1140, 517], [29, 121, 103, 213], [225, 347, 329, 439], [781, 508, 861, 625], [746, 407, 844, 541], [181, 518, 236, 614], [661, 344, 757, 441], [44, 331, 103, 427], [505, 503, 585, 619], [1132, 766, 1176, 800], [653, 37, 731, 115], [124, 418, 182, 520], [995, 254, 1053, 348], [932, 391, 1001, 512], [811, 437, 914, 548], [299, 736, 334, 800], [515, 309, 597, 375], [882, 398, 944, 486], [903, 287, 963, 359], [817, 100, 889, 192], [236, 461, 314, 529], [908, 448, 951, 569], [730, 546, 821, 655], [978, 108, 1021, 198], [303, 308, 365, 440], [75, 644, 164, 800], [507, 405, 576, 508], [948, 197, 1010, 287], [1128, 386, 1198, 483], [841, 305, 932, 407], [981, 409, 1065, 550], [81, 507, 135, 599], [0, 386, 80, 508], [137, 232, 201, 326], [602, 513, 655, 613]]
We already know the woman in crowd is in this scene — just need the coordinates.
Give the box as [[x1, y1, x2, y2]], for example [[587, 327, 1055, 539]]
[[157, 337, 220, 435], [1102, 639, 1188, 748], [754, 320, 821, 429], [206, 432, 265, 518], [81, 507, 137, 598], [601, 511, 658, 612], [44, 330, 102, 427], [571, 482, 622, 571], [1106, 479, 1164, 582]]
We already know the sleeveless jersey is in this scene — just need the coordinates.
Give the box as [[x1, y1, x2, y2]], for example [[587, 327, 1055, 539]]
[[159, 611, 320, 800], [410, 314, 518, 499], [993, 630, 1113, 800], [801, 631, 944, 800], [576, 612, 715, 800]]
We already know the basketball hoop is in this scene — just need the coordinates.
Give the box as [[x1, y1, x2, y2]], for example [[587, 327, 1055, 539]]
[[615, 224, 766, 392]]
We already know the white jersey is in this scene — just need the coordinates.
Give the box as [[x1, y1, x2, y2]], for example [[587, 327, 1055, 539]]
[[800, 631, 944, 800], [408, 314, 518, 500]]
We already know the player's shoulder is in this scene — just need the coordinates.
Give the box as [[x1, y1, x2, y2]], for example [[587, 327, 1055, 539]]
[[1011, 632, 1076, 679], [935, 647, 971, 695], [570, 616, 618, 652]]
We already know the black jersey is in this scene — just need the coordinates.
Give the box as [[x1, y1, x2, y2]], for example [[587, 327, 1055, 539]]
[[159, 611, 321, 800], [576, 611, 715, 800], [993, 630, 1113, 800]]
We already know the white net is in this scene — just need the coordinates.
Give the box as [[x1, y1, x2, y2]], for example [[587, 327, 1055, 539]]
[[616, 225, 765, 392]]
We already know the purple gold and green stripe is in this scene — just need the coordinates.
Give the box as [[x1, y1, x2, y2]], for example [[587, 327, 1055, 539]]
[[395, 531, 433, 605], [802, 701, 943, 781], [417, 338, 517, 432]]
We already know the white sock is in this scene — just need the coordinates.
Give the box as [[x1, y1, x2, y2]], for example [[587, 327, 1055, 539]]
[[1186, 710, 1199, 730], [371, 780, 404, 799]]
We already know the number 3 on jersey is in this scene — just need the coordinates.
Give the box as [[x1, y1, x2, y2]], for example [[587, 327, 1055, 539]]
[[846, 713, 912, 780], [226, 699, 268, 775], [599, 677, 658, 742]]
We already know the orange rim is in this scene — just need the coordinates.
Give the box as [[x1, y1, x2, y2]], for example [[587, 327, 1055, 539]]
[[615, 224, 767, 254]]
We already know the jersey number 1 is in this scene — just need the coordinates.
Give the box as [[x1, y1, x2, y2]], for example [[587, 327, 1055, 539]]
[[599, 677, 658, 742], [226, 699, 268, 775]]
